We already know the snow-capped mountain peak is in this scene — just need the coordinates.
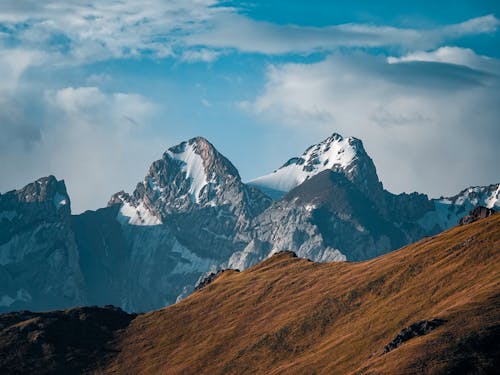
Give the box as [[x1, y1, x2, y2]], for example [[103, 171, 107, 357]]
[[297, 132, 360, 172], [248, 132, 377, 199], [109, 136, 270, 225]]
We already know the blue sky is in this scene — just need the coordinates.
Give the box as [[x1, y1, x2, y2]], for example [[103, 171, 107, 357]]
[[0, 0, 499, 212]]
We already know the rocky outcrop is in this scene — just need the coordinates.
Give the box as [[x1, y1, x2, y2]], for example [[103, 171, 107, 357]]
[[459, 206, 496, 225], [0, 305, 135, 374], [384, 318, 447, 353]]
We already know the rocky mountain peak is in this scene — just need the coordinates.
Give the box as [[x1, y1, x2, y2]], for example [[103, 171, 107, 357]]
[[0, 176, 71, 218], [459, 206, 496, 225], [248, 132, 383, 204], [110, 137, 270, 221], [298, 133, 363, 173], [164, 136, 241, 184]]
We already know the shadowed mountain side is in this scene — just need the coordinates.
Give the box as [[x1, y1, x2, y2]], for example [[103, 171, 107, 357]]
[[0, 306, 135, 375], [100, 214, 500, 375]]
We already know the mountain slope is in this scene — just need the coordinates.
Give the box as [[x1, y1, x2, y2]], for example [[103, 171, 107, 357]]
[[101, 213, 500, 375]]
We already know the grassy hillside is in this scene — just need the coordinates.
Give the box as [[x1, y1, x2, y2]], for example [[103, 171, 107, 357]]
[[102, 214, 500, 374]]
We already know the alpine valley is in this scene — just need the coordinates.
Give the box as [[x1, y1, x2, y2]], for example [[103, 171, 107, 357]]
[[1, 133, 499, 313]]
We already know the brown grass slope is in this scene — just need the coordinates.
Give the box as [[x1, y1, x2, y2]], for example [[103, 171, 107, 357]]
[[102, 215, 500, 375]]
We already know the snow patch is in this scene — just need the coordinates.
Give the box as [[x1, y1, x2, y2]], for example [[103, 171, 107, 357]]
[[53, 192, 68, 209], [485, 185, 500, 209], [419, 184, 500, 232], [117, 201, 162, 226], [168, 142, 208, 203]]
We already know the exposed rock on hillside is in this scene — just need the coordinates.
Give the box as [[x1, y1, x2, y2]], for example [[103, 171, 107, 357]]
[[459, 206, 496, 225], [384, 318, 447, 353]]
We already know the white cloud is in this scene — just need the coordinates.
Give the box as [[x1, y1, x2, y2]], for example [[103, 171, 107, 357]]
[[442, 13, 500, 35], [241, 53, 500, 197]]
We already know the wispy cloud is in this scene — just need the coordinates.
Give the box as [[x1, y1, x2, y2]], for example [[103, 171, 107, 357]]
[[0, 0, 222, 64], [186, 13, 499, 54], [180, 48, 223, 63], [388, 46, 500, 74]]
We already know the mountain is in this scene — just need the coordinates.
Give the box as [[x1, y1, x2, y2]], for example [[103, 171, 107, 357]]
[[248, 133, 383, 205], [66, 137, 272, 312], [2, 214, 498, 374], [109, 136, 271, 259], [0, 133, 498, 313], [0, 176, 86, 312], [239, 133, 499, 265]]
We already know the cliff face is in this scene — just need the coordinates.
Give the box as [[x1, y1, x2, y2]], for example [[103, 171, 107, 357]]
[[0, 176, 86, 312]]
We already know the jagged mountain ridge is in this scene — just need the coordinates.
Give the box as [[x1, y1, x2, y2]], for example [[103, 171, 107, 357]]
[[0, 134, 498, 313]]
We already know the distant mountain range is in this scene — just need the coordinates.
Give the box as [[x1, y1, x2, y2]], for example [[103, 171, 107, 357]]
[[0, 133, 498, 313], [1, 211, 498, 374]]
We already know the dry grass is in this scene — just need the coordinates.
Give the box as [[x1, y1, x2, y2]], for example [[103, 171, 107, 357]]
[[101, 215, 500, 374]]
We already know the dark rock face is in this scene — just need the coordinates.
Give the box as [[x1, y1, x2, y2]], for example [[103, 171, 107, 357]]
[[0, 305, 135, 374], [384, 318, 447, 353], [70, 205, 130, 308], [459, 206, 496, 225]]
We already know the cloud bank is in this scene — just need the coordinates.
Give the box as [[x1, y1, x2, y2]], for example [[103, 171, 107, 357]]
[[0, 85, 167, 213]]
